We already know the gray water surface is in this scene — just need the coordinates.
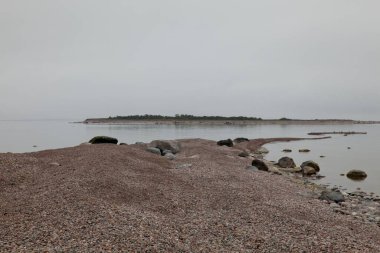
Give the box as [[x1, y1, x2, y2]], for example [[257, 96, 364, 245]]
[[1, 120, 379, 194]]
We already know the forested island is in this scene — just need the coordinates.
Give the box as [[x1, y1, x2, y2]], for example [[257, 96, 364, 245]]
[[81, 115, 374, 125]]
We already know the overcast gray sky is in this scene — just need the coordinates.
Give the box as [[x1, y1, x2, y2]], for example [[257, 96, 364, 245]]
[[1, 0, 379, 120]]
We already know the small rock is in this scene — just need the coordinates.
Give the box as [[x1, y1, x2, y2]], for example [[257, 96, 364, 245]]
[[346, 170, 367, 180], [165, 153, 176, 160], [251, 159, 269, 171], [135, 142, 145, 145], [49, 162, 61, 166], [302, 166, 316, 176], [246, 166, 259, 172], [340, 174, 345, 176], [254, 147, 269, 154], [320, 155, 325, 158], [319, 190, 345, 203], [277, 157, 296, 168], [282, 149, 292, 153], [176, 163, 192, 169], [347, 147, 351, 149], [234, 137, 249, 143], [299, 149, 310, 153], [162, 150, 173, 156], [119, 143, 127, 145], [217, 139, 233, 147], [238, 151, 250, 157], [146, 147, 161, 155]]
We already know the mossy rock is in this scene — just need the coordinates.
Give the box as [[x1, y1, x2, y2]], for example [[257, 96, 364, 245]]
[[89, 136, 118, 144]]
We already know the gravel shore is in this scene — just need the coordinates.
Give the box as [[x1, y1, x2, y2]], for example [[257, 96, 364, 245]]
[[1, 139, 380, 252]]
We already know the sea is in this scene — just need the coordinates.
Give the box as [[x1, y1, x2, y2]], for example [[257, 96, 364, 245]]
[[0, 120, 379, 195]]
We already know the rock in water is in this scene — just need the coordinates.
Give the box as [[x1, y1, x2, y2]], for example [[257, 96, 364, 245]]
[[346, 170, 367, 180], [319, 190, 345, 203], [282, 149, 292, 153], [146, 147, 162, 155], [251, 159, 269, 171], [255, 147, 269, 154], [89, 136, 118, 144], [234, 137, 249, 143], [277, 157, 296, 168], [301, 161, 320, 172], [299, 149, 310, 153], [150, 140, 181, 154], [217, 139, 233, 147]]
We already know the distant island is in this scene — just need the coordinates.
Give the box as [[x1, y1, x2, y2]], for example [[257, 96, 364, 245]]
[[81, 114, 380, 125]]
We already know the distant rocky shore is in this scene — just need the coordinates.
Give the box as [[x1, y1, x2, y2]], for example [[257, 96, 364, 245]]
[[80, 118, 380, 125]]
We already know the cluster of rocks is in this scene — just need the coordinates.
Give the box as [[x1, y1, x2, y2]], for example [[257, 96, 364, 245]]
[[317, 187, 380, 226], [146, 140, 180, 160]]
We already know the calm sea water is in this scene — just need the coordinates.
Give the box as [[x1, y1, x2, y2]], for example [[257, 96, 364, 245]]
[[0, 120, 379, 194]]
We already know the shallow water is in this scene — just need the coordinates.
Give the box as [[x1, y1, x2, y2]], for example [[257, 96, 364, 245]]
[[0, 120, 379, 194]]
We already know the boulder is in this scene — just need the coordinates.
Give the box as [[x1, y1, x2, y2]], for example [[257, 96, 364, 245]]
[[254, 147, 269, 154], [282, 149, 292, 153], [150, 140, 181, 154], [346, 170, 367, 180], [119, 143, 127, 145], [277, 157, 296, 168], [319, 190, 345, 203], [146, 147, 161, 155], [89, 136, 118, 144], [299, 149, 310, 153], [217, 139, 233, 147], [234, 137, 249, 143], [162, 150, 173, 156], [302, 166, 316, 176], [251, 159, 269, 171], [301, 161, 320, 172]]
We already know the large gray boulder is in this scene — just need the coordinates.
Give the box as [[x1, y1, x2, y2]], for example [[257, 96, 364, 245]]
[[302, 166, 316, 176], [89, 136, 118, 144], [146, 147, 161, 155], [277, 157, 296, 168], [301, 161, 320, 172], [150, 140, 181, 154], [254, 147, 269, 154], [346, 170, 367, 180]]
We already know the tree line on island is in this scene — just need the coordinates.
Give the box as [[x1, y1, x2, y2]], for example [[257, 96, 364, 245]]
[[108, 114, 264, 120]]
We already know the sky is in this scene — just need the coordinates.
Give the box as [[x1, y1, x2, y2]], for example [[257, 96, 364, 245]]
[[1, 0, 379, 120]]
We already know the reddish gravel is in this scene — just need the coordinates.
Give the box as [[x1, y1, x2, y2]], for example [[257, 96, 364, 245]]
[[1, 139, 379, 252]]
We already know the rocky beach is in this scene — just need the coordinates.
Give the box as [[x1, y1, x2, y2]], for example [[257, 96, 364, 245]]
[[1, 137, 380, 252]]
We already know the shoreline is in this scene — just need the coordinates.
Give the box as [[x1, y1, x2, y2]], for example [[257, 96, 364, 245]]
[[1, 137, 379, 251]]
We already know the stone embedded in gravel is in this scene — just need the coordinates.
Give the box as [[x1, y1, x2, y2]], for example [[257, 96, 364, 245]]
[[89, 136, 118, 144], [146, 147, 161, 155], [245, 166, 259, 172], [49, 162, 61, 166], [164, 153, 176, 160], [277, 157, 296, 168], [217, 139, 234, 147], [346, 170, 367, 180], [176, 163, 192, 169], [251, 159, 269, 171], [319, 190, 345, 203], [150, 140, 181, 154], [238, 151, 250, 157], [301, 160, 320, 172]]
